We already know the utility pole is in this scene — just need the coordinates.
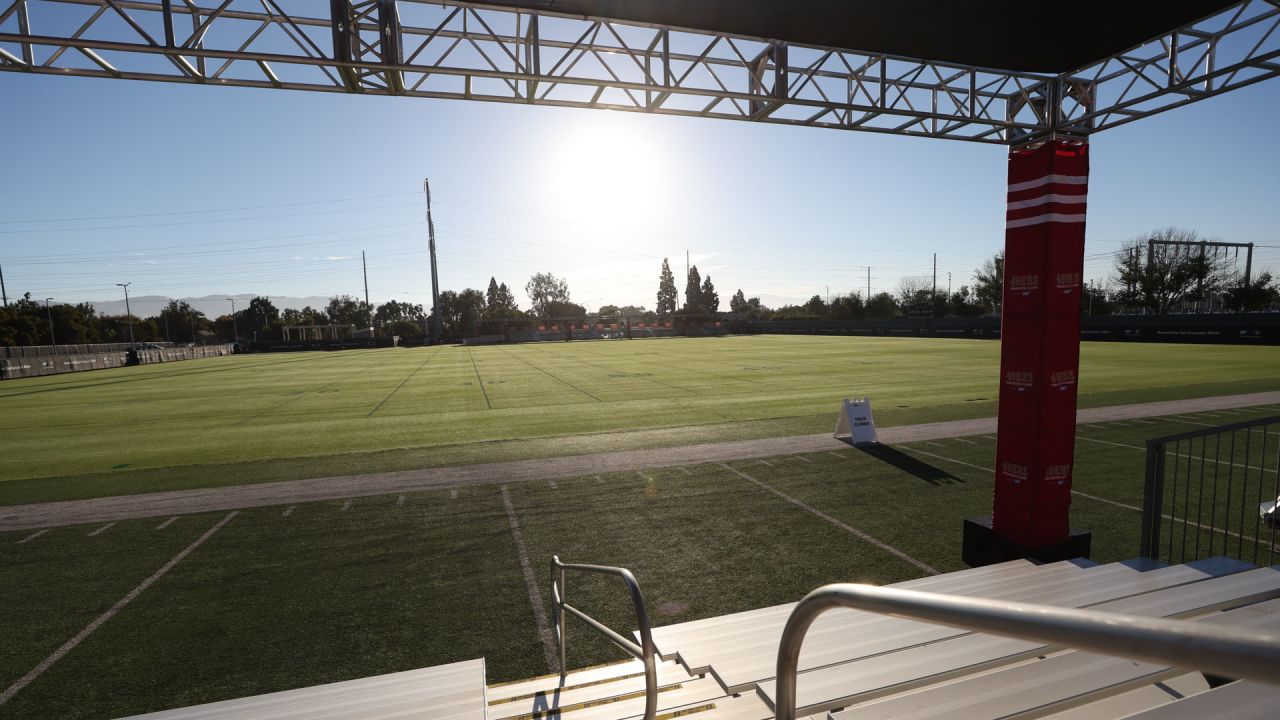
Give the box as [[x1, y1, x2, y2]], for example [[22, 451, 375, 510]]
[[192, 315, 197, 345], [932, 253, 938, 314], [424, 179, 443, 341], [362, 250, 370, 308], [227, 297, 238, 344], [0, 262, 7, 307], [117, 283, 135, 348], [863, 266, 872, 300], [163, 310, 170, 342], [45, 297, 55, 345], [947, 271, 952, 298]]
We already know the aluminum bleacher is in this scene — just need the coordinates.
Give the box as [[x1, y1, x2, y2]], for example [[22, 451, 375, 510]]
[[121, 557, 1280, 720]]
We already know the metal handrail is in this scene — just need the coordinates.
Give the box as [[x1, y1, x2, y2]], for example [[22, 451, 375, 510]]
[[550, 555, 658, 720], [774, 583, 1280, 720]]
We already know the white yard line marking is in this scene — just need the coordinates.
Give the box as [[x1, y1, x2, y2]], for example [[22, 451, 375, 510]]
[[397, 495, 405, 507], [450, 489, 458, 500], [636, 471, 649, 481], [340, 499, 352, 512], [925, 441, 946, 448], [795, 455, 813, 463], [719, 463, 939, 575], [982, 435, 997, 441], [677, 466, 693, 475], [16, 529, 47, 545], [547, 480, 557, 489], [87, 522, 115, 537], [1167, 417, 1216, 427], [1131, 418, 1158, 425], [758, 458, 774, 467], [595, 475, 604, 484], [827, 451, 845, 459], [0, 512, 237, 707], [955, 438, 977, 445], [1109, 421, 1135, 427], [500, 486, 558, 673], [155, 517, 179, 530], [1084, 425, 1108, 430], [908, 448, 992, 474], [1077, 435, 1277, 474], [1073, 490, 1142, 512], [282, 505, 295, 517]]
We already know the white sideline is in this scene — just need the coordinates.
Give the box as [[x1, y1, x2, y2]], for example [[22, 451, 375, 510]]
[[0, 511, 237, 707], [500, 485, 557, 673], [718, 463, 939, 575]]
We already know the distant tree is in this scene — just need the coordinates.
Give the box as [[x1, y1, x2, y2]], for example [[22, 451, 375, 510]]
[[830, 292, 865, 319], [485, 277, 519, 319], [1111, 229, 1231, 314], [896, 276, 932, 312], [865, 292, 899, 319], [803, 294, 826, 317], [657, 259, 678, 318], [457, 288, 486, 337], [946, 286, 986, 317], [526, 272, 571, 318], [375, 299, 425, 326], [237, 296, 280, 340], [156, 299, 206, 343], [730, 289, 748, 314], [701, 274, 719, 314], [683, 265, 703, 313], [973, 252, 1004, 314], [1081, 282, 1115, 316], [1225, 271, 1280, 312], [326, 294, 373, 326]]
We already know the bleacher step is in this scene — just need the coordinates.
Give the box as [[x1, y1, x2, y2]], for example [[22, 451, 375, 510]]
[[487, 661, 694, 720], [1112, 680, 1280, 719]]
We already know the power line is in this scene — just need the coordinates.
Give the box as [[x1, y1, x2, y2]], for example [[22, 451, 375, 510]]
[[0, 191, 420, 225]]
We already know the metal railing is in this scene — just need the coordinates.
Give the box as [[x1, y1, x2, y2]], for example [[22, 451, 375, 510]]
[[773, 583, 1280, 720], [1140, 415, 1280, 565], [550, 556, 658, 720]]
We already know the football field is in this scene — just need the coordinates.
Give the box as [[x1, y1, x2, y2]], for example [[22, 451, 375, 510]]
[[3, 335, 1280, 505]]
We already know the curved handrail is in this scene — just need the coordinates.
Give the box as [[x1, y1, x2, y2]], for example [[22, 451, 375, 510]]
[[551, 555, 658, 720], [774, 583, 1280, 720]]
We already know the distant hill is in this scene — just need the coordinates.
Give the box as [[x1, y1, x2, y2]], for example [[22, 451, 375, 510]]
[[88, 294, 333, 319]]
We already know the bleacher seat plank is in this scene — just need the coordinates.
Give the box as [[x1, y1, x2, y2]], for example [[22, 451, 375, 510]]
[[486, 659, 688, 704], [1112, 681, 1280, 719], [711, 558, 1249, 692], [1036, 673, 1210, 720], [757, 566, 1280, 714], [828, 600, 1280, 720], [119, 658, 487, 720], [661, 559, 1102, 682], [488, 661, 694, 720]]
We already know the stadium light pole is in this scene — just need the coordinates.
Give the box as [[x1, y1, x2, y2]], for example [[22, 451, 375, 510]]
[[116, 282, 135, 348], [44, 297, 55, 345]]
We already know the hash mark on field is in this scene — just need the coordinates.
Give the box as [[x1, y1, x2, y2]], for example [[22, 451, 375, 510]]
[[1131, 418, 1158, 424], [155, 516, 179, 530], [500, 486, 558, 673], [87, 522, 115, 537], [1168, 417, 1215, 427], [1109, 421, 1135, 427], [16, 529, 47, 545], [0, 512, 237, 708], [397, 495, 405, 507], [955, 438, 976, 445], [926, 441, 946, 448], [450, 489, 458, 500], [719, 463, 938, 575], [677, 466, 693, 475], [1084, 425, 1108, 430], [795, 455, 812, 463], [595, 475, 603, 484], [340, 499, 352, 512], [983, 435, 997, 441], [758, 459, 774, 467], [368, 348, 443, 417], [547, 480, 557, 489], [282, 505, 295, 517], [827, 451, 845, 459]]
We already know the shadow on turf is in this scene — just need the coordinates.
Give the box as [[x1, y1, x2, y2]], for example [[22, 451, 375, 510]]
[[850, 443, 964, 486]]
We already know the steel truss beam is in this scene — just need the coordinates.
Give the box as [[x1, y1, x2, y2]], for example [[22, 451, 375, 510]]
[[0, 0, 1276, 145]]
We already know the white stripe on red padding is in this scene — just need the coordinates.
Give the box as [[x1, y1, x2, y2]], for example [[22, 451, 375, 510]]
[[1006, 212, 1087, 229], [1006, 194, 1088, 211], [1007, 174, 1088, 193]]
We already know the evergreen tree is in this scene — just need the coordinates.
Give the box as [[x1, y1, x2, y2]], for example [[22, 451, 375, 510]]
[[684, 265, 703, 313], [730, 289, 748, 313], [656, 258, 678, 318], [701, 274, 719, 314]]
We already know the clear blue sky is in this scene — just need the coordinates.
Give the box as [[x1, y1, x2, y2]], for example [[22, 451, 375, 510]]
[[1, 69, 1277, 313]]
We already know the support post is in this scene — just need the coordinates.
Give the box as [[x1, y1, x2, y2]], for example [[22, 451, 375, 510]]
[[424, 179, 443, 342], [965, 139, 1092, 565]]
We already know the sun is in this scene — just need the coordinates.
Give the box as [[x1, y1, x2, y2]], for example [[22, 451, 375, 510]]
[[543, 112, 670, 232]]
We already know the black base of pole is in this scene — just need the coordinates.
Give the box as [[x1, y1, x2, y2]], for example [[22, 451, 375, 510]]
[[961, 515, 1091, 568]]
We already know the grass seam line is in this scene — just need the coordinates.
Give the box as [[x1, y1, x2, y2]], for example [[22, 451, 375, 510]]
[[0, 511, 238, 707], [467, 347, 494, 410], [717, 462, 939, 576], [368, 348, 442, 417], [500, 485, 558, 673]]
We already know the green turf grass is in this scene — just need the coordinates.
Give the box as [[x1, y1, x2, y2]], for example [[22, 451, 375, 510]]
[[2, 336, 1277, 505], [3, 407, 1277, 718]]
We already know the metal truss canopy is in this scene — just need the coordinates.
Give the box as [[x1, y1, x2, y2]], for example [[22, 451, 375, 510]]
[[0, 0, 1277, 145]]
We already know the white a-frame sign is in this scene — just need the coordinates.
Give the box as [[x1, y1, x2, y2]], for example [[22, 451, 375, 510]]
[[834, 397, 878, 445]]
